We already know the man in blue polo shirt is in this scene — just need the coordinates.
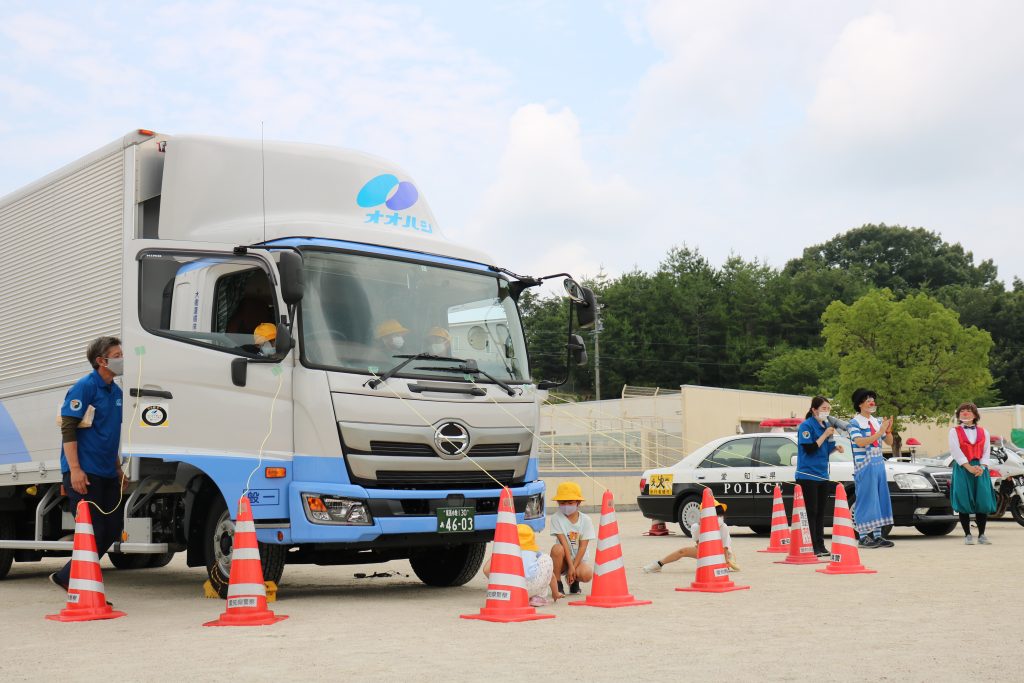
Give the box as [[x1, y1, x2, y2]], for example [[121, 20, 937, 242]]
[[50, 336, 125, 590]]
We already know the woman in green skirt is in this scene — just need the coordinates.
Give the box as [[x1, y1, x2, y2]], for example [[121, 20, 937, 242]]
[[948, 402, 998, 545]]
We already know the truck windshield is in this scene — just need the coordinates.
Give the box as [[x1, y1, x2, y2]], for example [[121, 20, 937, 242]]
[[300, 249, 530, 382]]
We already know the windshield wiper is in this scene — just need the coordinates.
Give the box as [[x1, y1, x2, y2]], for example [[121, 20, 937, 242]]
[[424, 359, 516, 396], [364, 353, 467, 389]]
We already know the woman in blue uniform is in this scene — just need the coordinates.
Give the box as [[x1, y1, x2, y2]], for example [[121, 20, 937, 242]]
[[847, 388, 894, 548], [796, 396, 844, 557]]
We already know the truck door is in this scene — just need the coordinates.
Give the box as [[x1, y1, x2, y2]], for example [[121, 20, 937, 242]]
[[121, 244, 293, 505], [692, 437, 757, 521]]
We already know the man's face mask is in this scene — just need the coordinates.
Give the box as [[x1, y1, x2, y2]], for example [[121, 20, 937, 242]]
[[429, 342, 447, 355], [105, 357, 124, 376], [389, 335, 405, 349]]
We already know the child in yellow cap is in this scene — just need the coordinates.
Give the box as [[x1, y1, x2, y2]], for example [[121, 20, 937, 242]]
[[643, 498, 740, 573], [482, 524, 556, 607], [549, 481, 595, 597]]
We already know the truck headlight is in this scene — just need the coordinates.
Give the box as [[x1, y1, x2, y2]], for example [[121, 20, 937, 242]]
[[524, 493, 544, 520], [302, 493, 373, 525], [894, 473, 934, 491]]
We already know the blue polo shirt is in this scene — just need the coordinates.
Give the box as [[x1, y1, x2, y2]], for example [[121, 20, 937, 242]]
[[60, 370, 123, 478], [796, 416, 834, 481]]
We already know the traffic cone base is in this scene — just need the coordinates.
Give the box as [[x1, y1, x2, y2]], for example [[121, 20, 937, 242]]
[[46, 501, 126, 622], [677, 489, 750, 593], [570, 490, 652, 609], [643, 521, 672, 536], [817, 485, 876, 576], [461, 487, 555, 622], [203, 497, 287, 627]]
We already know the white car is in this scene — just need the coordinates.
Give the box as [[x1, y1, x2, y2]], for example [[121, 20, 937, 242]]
[[637, 432, 957, 537]]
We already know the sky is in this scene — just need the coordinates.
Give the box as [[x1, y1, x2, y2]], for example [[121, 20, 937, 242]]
[[2, 0, 1023, 287]]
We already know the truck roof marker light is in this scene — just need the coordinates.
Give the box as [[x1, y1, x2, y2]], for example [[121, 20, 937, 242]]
[[138, 129, 156, 136], [265, 467, 286, 479]]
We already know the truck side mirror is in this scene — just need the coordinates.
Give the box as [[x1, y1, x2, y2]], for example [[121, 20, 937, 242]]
[[278, 251, 304, 306], [568, 333, 588, 366], [574, 287, 597, 329]]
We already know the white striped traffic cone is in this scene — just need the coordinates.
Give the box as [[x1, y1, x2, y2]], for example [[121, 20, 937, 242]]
[[818, 484, 876, 575], [677, 488, 749, 593], [204, 496, 288, 627], [757, 485, 790, 553], [46, 500, 126, 622], [461, 487, 554, 622], [775, 484, 823, 565], [570, 490, 651, 608]]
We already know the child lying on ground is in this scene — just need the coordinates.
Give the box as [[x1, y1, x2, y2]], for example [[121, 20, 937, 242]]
[[642, 499, 739, 573]]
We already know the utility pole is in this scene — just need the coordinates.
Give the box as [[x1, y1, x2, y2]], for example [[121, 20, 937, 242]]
[[594, 302, 603, 401]]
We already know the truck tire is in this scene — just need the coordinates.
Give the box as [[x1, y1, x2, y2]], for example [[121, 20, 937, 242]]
[[204, 498, 286, 599], [409, 542, 486, 587], [914, 521, 957, 536], [0, 514, 15, 580], [108, 552, 153, 570], [676, 495, 702, 537], [147, 551, 176, 568]]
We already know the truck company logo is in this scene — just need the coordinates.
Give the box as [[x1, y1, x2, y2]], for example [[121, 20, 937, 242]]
[[358, 173, 433, 234], [357, 174, 419, 210]]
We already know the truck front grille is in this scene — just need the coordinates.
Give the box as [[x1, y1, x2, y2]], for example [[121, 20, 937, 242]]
[[371, 470, 517, 489]]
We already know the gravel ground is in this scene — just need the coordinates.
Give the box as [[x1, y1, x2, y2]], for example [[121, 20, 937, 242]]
[[1, 511, 1017, 682]]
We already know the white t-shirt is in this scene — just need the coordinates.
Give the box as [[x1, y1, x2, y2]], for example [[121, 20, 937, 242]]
[[690, 519, 732, 549], [549, 511, 596, 560]]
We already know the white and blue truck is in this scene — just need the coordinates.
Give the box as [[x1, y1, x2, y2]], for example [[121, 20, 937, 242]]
[[0, 130, 594, 595]]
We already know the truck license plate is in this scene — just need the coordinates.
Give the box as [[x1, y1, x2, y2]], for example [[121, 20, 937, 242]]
[[437, 506, 475, 534]]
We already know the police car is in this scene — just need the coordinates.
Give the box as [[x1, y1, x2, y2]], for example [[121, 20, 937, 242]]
[[638, 431, 957, 537]]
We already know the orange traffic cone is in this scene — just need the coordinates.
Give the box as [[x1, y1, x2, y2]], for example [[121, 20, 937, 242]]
[[818, 484, 876, 575], [643, 521, 672, 536], [570, 490, 651, 608], [757, 485, 790, 553], [677, 488, 749, 593], [204, 497, 288, 627], [461, 487, 555, 623], [46, 500, 126, 622], [775, 484, 822, 565]]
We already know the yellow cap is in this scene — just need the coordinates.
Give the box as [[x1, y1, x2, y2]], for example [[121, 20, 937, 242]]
[[552, 481, 584, 502], [253, 322, 277, 343], [375, 319, 409, 339], [428, 326, 451, 341], [517, 524, 539, 551]]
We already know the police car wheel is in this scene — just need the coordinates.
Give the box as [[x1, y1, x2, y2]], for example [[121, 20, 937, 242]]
[[204, 498, 286, 599], [749, 525, 771, 537], [676, 495, 702, 537]]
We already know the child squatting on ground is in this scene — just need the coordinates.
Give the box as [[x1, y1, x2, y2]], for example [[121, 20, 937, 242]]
[[642, 498, 740, 573], [482, 523, 557, 606], [548, 481, 595, 598]]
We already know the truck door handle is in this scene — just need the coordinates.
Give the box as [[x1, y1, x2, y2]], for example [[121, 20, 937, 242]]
[[130, 388, 173, 399]]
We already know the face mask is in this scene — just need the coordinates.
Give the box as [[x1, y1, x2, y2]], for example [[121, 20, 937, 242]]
[[389, 336, 405, 349], [105, 357, 124, 376], [260, 342, 275, 355], [818, 410, 830, 421], [429, 342, 447, 355], [558, 503, 579, 516]]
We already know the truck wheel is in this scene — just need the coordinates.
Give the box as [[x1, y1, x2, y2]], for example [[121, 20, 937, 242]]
[[108, 552, 153, 570], [0, 514, 15, 580], [409, 543, 486, 587], [914, 521, 957, 536], [204, 498, 286, 599], [677, 495, 702, 537], [147, 551, 176, 568]]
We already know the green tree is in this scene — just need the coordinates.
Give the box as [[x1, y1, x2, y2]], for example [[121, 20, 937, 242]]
[[821, 289, 994, 456], [757, 347, 839, 397]]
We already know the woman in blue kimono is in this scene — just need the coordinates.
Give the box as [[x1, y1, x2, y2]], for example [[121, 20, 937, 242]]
[[847, 388, 894, 548]]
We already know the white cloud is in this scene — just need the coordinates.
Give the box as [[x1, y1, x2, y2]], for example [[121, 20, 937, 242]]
[[465, 103, 646, 279]]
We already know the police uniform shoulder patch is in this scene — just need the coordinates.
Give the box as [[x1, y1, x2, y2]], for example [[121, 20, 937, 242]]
[[801, 430, 810, 438], [69, 399, 82, 411]]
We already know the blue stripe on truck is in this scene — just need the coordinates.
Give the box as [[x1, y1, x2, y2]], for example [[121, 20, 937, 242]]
[[0, 402, 31, 465]]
